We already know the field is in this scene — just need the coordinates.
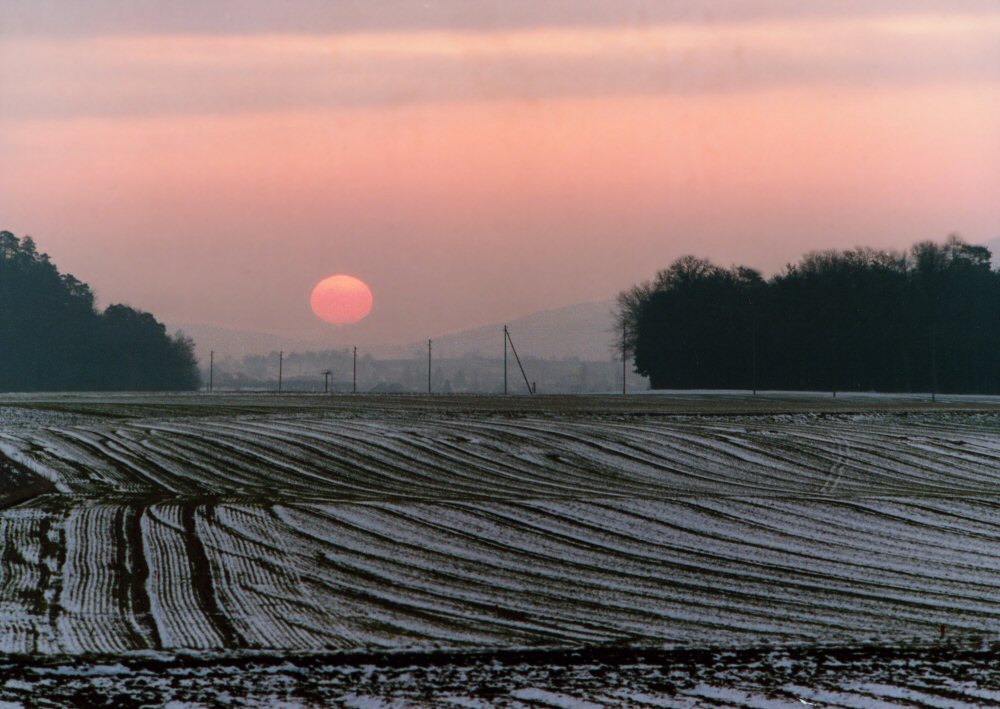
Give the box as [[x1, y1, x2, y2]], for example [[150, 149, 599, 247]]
[[3, 392, 1000, 706]]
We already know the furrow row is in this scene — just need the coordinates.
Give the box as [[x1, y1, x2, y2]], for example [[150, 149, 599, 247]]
[[15, 414, 1000, 500], [7, 496, 1000, 653]]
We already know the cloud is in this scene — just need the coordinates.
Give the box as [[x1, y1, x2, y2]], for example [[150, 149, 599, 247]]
[[2, 0, 999, 37], [1, 15, 998, 121]]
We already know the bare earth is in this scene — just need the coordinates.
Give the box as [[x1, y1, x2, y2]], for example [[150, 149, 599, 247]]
[[2, 391, 1000, 706]]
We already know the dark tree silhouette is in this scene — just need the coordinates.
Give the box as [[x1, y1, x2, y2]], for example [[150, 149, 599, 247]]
[[619, 236, 1000, 394], [0, 230, 199, 391], [627, 257, 763, 390]]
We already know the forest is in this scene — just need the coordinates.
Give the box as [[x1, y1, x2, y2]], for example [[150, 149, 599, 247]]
[[618, 236, 1000, 393], [0, 230, 199, 391]]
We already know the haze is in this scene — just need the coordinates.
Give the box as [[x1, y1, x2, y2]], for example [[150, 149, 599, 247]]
[[1, 1, 998, 345]]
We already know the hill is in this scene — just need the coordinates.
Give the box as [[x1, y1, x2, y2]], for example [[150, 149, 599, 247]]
[[173, 299, 622, 365], [163, 322, 330, 364], [401, 299, 621, 361]]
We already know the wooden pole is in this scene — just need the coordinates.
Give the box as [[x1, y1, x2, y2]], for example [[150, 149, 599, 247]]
[[427, 339, 432, 394], [353, 346, 357, 394], [209, 350, 214, 393], [931, 322, 937, 402], [503, 326, 508, 395], [622, 324, 627, 395], [278, 350, 283, 393]]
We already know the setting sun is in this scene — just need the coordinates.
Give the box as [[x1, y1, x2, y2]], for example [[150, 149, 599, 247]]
[[309, 274, 373, 325]]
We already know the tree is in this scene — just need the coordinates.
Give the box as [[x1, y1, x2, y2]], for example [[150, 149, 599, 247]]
[[621, 256, 762, 389], [619, 236, 1000, 394], [0, 230, 200, 391]]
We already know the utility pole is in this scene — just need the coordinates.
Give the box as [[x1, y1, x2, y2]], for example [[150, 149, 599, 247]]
[[353, 346, 357, 394], [831, 342, 837, 398], [931, 322, 937, 403], [622, 324, 627, 395], [503, 326, 508, 395], [323, 370, 331, 394], [209, 350, 214, 393], [427, 339, 432, 394], [278, 350, 283, 393], [751, 315, 757, 396]]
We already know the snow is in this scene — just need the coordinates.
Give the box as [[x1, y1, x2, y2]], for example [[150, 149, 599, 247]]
[[3, 393, 1000, 700], [509, 688, 604, 707], [32, 663, 130, 677], [842, 681, 983, 709], [682, 684, 806, 708]]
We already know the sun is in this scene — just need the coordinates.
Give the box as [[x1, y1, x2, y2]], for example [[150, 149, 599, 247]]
[[310, 274, 373, 325]]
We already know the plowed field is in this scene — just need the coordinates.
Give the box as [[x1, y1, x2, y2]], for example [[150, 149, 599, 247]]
[[2, 392, 1000, 705]]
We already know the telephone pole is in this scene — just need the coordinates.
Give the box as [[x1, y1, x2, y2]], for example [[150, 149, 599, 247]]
[[209, 350, 214, 393], [621, 324, 627, 395], [427, 339, 432, 394], [353, 346, 357, 394], [278, 350, 283, 393], [323, 370, 331, 394], [503, 326, 508, 395], [931, 322, 938, 403]]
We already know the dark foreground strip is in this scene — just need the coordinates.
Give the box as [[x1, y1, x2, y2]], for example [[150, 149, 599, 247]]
[[3, 643, 997, 707], [0, 639, 990, 673]]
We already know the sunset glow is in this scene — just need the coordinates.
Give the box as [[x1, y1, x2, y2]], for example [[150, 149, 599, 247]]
[[1, 2, 997, 344]]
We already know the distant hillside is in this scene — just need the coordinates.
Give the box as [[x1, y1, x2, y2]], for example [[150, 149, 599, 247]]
[[164, 323, 331, 364], [402, 300, 622, 361], [174, 299, 624, 364]]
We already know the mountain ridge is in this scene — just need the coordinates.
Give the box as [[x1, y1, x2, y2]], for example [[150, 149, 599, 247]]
[[169, 298, 622, 364]]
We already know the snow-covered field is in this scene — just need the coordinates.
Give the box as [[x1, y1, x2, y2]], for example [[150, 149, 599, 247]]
[[2, 392, 1000, 704], [3, 644, 1000, 707]]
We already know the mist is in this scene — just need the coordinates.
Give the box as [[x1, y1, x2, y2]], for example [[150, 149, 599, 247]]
[[1, 2, 997, 348]]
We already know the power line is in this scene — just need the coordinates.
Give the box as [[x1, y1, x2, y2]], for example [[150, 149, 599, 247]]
[[504, 326, 533, 395]]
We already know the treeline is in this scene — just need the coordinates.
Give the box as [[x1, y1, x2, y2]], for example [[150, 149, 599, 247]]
[[618, 236, 1000, 393], [0, 230, 199, 391]]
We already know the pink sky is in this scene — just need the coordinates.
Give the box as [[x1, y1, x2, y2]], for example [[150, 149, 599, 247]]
[[1, 2, 998, 345]]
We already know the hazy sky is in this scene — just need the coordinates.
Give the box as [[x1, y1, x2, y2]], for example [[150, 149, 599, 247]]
[[1, 1, 998, 344]]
